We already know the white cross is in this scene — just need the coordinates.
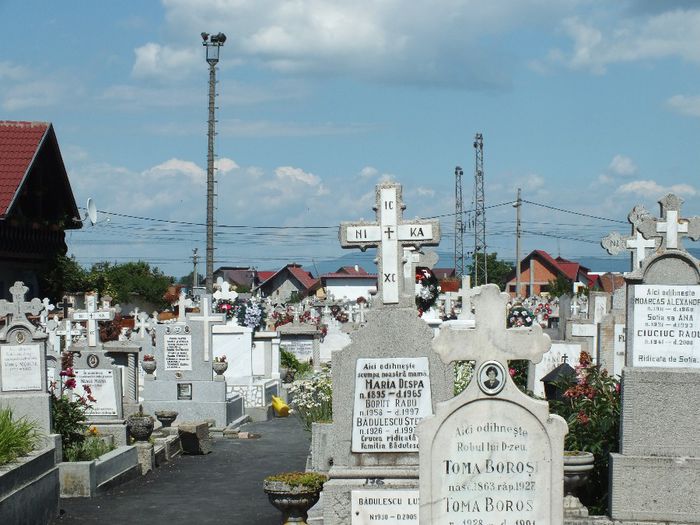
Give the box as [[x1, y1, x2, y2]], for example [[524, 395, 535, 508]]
[[457, 275, 476, 322], [601, 228, 658, 270], [132, 311, 152, 340], [56, 317, 79, 349], [0, 281, 43, 322], [213, 277, 238, 302], [177, 290, 188, 323], [188, 296, 226, 362], [40, 298, 55, 326], [340, 182, 440, 305], [433, 284, 551, 367], [657, 209, 688, 249], [71, 293, 114, 347]]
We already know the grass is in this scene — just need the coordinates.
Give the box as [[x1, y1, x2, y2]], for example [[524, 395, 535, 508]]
[[0, 407, 41, 466], [64, 436, 116, 462]]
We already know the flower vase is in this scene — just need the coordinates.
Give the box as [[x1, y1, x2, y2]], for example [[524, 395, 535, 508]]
[[155, 410, 178, 428], [141, 360, 156, 375], [563, 451, 594, 517], [263, 480, 321, 524], [213, 361, 228, 379], [127, 414, 154, 442]]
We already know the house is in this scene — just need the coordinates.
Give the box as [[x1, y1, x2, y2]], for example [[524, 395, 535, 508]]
[[589, 272, 625, 294], [315, 265, 377, 302], [253, 264, 318, 303], [0, 121, 81, 298], [505, 250, 593, 297], [213, 266, 258, 291]]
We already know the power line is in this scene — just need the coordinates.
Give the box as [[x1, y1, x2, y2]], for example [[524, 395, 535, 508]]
[[522, 199, 627, 224]]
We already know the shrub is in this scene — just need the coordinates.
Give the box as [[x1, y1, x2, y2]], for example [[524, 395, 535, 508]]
[[0, 408, 41, 466], [288, 367, 332, 431], [549, 350, 620, 515], [265, 471, 328, 492], [281, 348, 312, 376], [454, 361, 474, 395], [64, 428, 115, 462]]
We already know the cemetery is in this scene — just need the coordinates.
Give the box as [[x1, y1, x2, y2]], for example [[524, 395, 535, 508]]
[[1, 6, 700, 518]]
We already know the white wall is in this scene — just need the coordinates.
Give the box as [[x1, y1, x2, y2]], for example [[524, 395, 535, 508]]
[[326, 278, 376, 301]]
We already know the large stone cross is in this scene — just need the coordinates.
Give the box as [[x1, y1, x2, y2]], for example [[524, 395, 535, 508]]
[[188, 296, 226, 362], [601, 227, 658, 270], [339, 182, 440, 306], [456, 275, 476, 322], [629, 194, 700, 251], [0, 281, 43, 324], [432, 284, 551, 368], [132, 311, 153, 340], [71, 293, 115, 347]]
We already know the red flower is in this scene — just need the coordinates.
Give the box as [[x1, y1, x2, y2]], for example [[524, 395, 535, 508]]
[[576, 410, 590, 425], [615, 383, 620, 394], [64, 378, 77, 390], [579, 350, 592, 367], [83, 384, 92, 394], [509, 368, 516, 377]]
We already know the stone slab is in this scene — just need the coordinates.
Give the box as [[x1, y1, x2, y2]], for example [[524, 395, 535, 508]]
[[135, 442, 154, 475], [610, 453, 700, 522], [179, 422, 212, 455], [0, 392, 51, 435]]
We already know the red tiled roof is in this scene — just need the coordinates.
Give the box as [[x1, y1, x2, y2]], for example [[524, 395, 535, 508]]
[[256, 271, 276, 282], [288, 265, 317, 289], [0, 121, 50, 216], [322, 272, 377, 279], [515, 250, 592, 284], [337, 265, 369, 275]]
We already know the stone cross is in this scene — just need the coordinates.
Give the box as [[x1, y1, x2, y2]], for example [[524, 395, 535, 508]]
[[71, 293, 115, 347], [101, 295, 113, 309], [213, 277, 238, 302], [630, 194, 700, 250], [132, 311, 152, 340], [601, 228, 658, 270], [188, 296, 226, 362], [456, 275, 476, 322], [177, 290, 188, 323], [340, 182, 441, 306], [433, 284, 551, 367], [57, 297, 74, 319], [39, 298, 55, 326], [0, 281, 44, 324], [55, 317, 78, 349]]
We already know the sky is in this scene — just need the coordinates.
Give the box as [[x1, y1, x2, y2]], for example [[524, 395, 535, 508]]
[[2, 0, 700, 279]]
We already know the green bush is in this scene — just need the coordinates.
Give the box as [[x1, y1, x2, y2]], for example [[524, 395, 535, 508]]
[[265, 471, 328, 492], [288, 367, 332, 431], [64, 434, 115, 462], [0, 408, 41, 466], [281, 348, 312, 376]]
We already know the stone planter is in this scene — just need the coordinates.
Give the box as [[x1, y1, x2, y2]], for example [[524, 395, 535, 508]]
[[127, 415, 154, 442], [141, 360, 156, 375], [154, 410, 178, 428], [263, 480, 322, 524], [213, 360, 228, 376], [563, 450, 594, 517]]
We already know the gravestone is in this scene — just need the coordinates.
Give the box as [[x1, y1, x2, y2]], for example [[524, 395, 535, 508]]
[[0, 282, 52, 434], [142, 296, 244, 427], [420, 284, 567, 524], [323, 181, 451, 524], [278, 318, 322, 371], [566, 291, 609, 361], [529, 341, 584, 398], [609, 194, 700, 521]]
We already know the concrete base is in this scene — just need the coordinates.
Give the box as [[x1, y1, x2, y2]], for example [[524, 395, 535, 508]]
[[135, 442, 155, 475], [610, 453, 700, 522], [154, 433, 182, 466], [245, 404, 273, 422], [0, 392, 52, 436], [179, 422, 212, 455], [86, 420, 129, 447], [0, 444, 59, 524], [59, 446, 140, 497]]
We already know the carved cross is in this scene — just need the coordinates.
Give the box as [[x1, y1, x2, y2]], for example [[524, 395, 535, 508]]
[[132, 311, 153, 340], [432, 284, 551, 368], [630, 194, 700, 251], [456, 275, 476, 322], [57, 297, 74, 319], [177, 290, 188, 323], [71, 293, 115, 347], [55, 318, 78, 349], [601, 228, 658, 270], [213, 277, 238, 302], [0, 281, 43, 323], [188, 296, 226, 362], [340, 182, 441, 306], [40, 298, 55, 326]]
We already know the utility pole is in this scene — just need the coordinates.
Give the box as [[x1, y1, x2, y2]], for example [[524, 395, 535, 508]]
[[514, 188, 522, 298], [192, 248, 200, 289], [454, 166, 465, 278], [473, 133, 487, 286], [202, 31, 226, 293]]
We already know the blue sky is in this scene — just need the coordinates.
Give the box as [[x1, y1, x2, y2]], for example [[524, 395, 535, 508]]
[[2, 1, 700, 279]]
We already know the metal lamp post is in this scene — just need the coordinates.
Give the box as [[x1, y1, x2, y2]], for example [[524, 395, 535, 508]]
[[202, 32, 226, 293]]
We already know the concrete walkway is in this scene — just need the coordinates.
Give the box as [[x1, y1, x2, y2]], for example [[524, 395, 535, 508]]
[[52, 416, 311, 525]]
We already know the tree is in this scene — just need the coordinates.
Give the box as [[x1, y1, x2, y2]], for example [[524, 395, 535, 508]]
[[547, 274, 573, 298], [468, 253, 515, 291], [86, 261, 174, 309], [38, 254, 89, 301], [178, 271, 204, 287]]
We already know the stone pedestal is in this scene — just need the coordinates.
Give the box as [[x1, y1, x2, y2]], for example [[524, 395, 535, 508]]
[[135, 442, 154, 475]]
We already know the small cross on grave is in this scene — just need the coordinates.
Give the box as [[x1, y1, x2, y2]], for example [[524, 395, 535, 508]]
[[340, 182, 441, 306], [456, 275, 476, 322], [432, 284, 551, 369], [39, 298, 55, 326], [132, 311, 153, 340], [177, 290, 188, 323], [71, 293, 115, 347], [629, 194, 700, 251], [57, 297, 74, 319], [55, 317, 78, 349], [213, 277, 238, 302], [601, 227, 659, 270], [188, 296, 226, 362], [0, 281, 43, 324]]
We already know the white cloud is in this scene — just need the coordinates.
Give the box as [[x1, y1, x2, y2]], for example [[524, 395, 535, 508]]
[[132, 43, 199, 79], [617, 179, 697, 197], [416, 187, 435, 197], [274, 166, 320, 186], [359, 166, 379, 178], [513, 173, 545, 191], [0, 61, 28, 81], [144, 158, 205, 184], [608, 154, 637, 176], [550, 9, 700, 73], [666, 94, 700, 117], [215, 158, 239, 174]]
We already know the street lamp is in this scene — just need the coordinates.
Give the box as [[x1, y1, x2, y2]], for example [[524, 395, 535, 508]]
[[202, 31, 226, 293]]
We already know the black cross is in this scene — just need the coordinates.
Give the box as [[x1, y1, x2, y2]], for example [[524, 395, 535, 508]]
[[58, 297, 74, 319], [383, 226, 395, 238]]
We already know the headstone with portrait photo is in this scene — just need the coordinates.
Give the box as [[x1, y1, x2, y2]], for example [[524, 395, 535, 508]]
[[420, 284, 567, 524], [321, 181, 452, 525], [0, 281, 52, 435], [609, 194, 700, 521]]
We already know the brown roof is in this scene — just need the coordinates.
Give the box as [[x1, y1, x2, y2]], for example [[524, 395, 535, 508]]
[[257, 264, 318, 291], [0, 121, 49, 216], [322, 265, 376, 279]]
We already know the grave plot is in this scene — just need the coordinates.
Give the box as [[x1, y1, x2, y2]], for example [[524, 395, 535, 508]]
[[420, 284, 567, 524]]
